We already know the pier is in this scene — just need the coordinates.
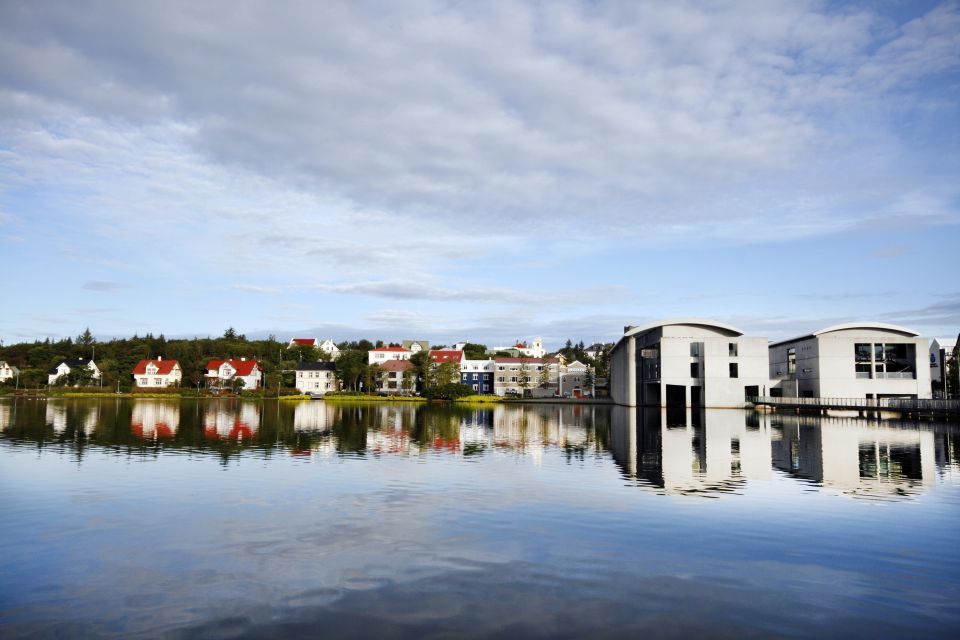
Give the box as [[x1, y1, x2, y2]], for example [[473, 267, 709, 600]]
[[749, 396, 960, 419]]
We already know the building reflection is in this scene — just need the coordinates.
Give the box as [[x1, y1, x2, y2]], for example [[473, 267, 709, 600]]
[[130, 400, 180, 440], [45, 401, 99, 435], [610, 406, 953, 499], [770, 415, 938, 499], [203, 402, 260, 441]]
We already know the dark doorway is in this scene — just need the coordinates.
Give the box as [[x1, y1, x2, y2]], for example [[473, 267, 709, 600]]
[[665, 384, 686, 407], [691, 385, 703, 407]]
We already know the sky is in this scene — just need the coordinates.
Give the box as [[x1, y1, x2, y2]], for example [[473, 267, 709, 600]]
[[1, 0, 958, 348]]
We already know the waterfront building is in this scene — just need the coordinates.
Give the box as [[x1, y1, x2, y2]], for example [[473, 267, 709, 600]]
[[460, 358, 495, 394], [376, 359, 414, 394], [295, 361, 338, 395], [204, 358, 262, 390], [47, 357, 102, 386], [493, 356, 563, 397], [768, 322, 931, 400], [560, 360, 591, 397], [0, 361, 19, 383], [930, 336, 958, 398], [609, 319, 769, 408], [368, 346, 413, 365], [132, 357, 182, 388]]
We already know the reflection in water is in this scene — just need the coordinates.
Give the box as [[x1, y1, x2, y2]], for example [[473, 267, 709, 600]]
[[608, 406, 958, 499], [1, 398, 958, 500], [1, 398, 960, 638]]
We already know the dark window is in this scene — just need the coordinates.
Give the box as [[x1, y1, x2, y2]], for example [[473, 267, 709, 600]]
[[729, 363, 739, 378], [787, 348, 796, 375], [729, 342, 738, 357], [690, 342, 702, 357], [855, 343, 871, 362], [690, 362, 700, 378]]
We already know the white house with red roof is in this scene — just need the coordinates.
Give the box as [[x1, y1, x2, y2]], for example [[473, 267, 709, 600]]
[[132, 357, 182, 388], [368, 346, 413, 365], [205, 358, 262, 390]]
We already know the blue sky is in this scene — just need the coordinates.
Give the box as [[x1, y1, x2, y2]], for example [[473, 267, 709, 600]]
[[1, 0, 958, 348]]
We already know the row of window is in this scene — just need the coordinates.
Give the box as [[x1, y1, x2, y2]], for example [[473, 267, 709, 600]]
[[688, 363, 739, 378], [689, 342, 739, 357], [298, 371, 333, 378]]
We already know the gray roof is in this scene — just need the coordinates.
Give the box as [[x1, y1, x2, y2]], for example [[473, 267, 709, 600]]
[[296, 361, 336, 371], [48, 358, 94, 375]]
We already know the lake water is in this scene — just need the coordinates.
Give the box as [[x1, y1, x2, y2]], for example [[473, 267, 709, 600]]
[[1, 398, 959, 638]]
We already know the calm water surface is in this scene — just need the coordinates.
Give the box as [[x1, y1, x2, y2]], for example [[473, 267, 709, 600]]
[[1, 398, 959, 638]]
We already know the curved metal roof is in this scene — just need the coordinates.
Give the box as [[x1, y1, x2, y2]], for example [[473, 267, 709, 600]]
[[813, 322, 919, 337], [623, 318, 744, 338]]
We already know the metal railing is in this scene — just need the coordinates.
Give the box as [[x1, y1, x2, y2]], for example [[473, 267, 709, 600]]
[[748, 396, 960, 413]]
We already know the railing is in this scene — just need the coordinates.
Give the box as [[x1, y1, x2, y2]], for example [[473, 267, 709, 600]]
[[875, 371, 915, 380], [748, 396, 960, 413]]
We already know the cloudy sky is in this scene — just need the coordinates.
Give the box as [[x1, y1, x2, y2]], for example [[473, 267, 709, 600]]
[[1, 0, 958, 347]]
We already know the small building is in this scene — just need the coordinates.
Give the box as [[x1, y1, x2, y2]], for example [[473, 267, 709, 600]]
[[368, 346, 413, 365], [401, 340, 430, 354], [318, 339, 341, 360], [768, 322, 931, 400], [295, 361, 339, 395], [609, 319, 769, 408], [376, 359, 415, 394], [48, 357, 102, 386], [930, 336, 958, 398], [0, 361, 19, 383], [204, 358, 262, 390], [460, 359, 495, 394], [560, 360, 591, 397], [492, 337, 546, 359], [132, 357, 182, 388]]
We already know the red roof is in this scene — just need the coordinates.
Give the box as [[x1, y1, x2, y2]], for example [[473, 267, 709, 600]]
[[429, 350, 463, 363], [514, 343, 527, 348], [370, 347, 411, 352], [132, 359, 180, 375], [205, 359, 260, 376], [379, 360, 413, 372], [290, 338, 317, 347]]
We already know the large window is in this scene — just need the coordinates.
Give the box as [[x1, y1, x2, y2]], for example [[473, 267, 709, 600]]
[[787, 348, 796, 375], [729, 363, 739, 378], [690, 363, 700, 378], [855, 343, 872, 362], [690, 342, 703, 357]]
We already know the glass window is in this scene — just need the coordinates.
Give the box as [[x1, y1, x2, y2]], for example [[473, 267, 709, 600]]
[[875, 344, 884, 361], [729, 363, 738, 378], [690, 363, 699, 378], [729, 343, 738, 357], [787, 348, 796, 375], [690, 342, 702, 357], [855, 343, 871, 362]]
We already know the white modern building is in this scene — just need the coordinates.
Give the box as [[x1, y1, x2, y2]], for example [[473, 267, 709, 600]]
[[47, 357, 102, 386], [768, 323, 931, 400], [0, 361, 19, 383], [295, 361, 339, 395], [930, 336, 958, 398], [610, 319, 770, 408], [132, 357, 182, 388]]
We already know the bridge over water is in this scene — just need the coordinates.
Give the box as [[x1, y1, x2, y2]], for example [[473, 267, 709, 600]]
[[749, 396, 960, 418]]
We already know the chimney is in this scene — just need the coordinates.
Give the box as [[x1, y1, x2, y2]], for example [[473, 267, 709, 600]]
[[240, 357, 246, 362], [157, 356, 162, 361]]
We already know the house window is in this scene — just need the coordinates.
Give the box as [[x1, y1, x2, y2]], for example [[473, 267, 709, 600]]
[[140, 378, 148, 385], [690, 363, 699, 378], [155, 378, 162, 385], [511, 377, 517, 382], [729, 343, 738, 357], [690, 342, 703, 357], [729, 363, 739, 378]]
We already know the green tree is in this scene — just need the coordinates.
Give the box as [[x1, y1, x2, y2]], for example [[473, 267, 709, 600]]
[[462, 343, 488, 360], [334, 350, 368, 391], [409, 351, 431, 392], [518, 359, 531, 393], [537, 361, 550, 389], [77, 327, 95, 348]]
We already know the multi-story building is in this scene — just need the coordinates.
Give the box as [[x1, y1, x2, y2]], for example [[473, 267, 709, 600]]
[[609, 319, 770, 408], [204, 358, 262, 390], [368, 346, 413, 365], [295, 361, 339, 395], [376, 360, 415, 394], [47, 357, 102, 386], [560, 360, 591, 397], [132, 357, 182, 388], [460, 359, 495, 394], [492, 337, 546, 359], [493, 356, 563, 397], [768, 322, 931, 400]]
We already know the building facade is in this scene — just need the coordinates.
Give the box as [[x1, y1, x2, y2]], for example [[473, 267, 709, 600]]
[[47, 358, 102, 386], [0, 361, 19, 383], [368, 346, 413, 365], [132, 357, 182, 388], [295, 361, 338, 395], [610, 319, 769, 408], [376, 359, 415, 394], [768, 323, 931, 400], [930, 336, 958, 398], [460, 359, 494, 394], [493, 356, 563, 397], [204, 358, 262, 390]]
